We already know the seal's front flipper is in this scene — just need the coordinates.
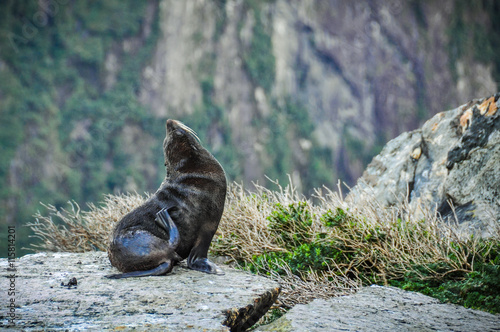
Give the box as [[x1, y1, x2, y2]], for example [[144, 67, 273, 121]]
[[187, 248, 224, 275], [105, 260, 174, 279], [188, 257, 224, 275], [155, 208, 180, 248]]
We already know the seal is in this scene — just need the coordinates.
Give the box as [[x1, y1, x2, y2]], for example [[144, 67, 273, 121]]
[[106, 119, 227, 279]]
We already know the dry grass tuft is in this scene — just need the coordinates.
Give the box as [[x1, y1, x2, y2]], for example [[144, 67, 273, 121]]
[[29, 192, 147, 252], [212, 181, 361, 307]]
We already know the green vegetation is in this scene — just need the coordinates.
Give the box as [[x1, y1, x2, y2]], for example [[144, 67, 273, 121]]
[[448, 1, 500, 84], [241, 4, 275, 92], [390, 242, 500, 314], [245, 203, 386, 284], [213, 0, 228, 41], [184, 71, 242, 181], [263, 99, 334, 192], [0, 0, 161, 255]]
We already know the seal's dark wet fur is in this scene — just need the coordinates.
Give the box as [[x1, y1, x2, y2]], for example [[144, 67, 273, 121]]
[[106, 119, 227, 278]]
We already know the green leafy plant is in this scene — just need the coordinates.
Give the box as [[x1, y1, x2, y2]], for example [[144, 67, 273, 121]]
[[390, 241, 500, 314], [267, 202, 313, 248]]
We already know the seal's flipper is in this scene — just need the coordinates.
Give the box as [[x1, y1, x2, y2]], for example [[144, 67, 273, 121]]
[[155, 208, 180, 248], [187, 245, 224, 275], [154, 208, 170, 231], [105, 260, 174, 279], [188, 257, 224, 275]]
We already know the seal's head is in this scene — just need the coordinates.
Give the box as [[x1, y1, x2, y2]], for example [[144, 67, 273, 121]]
[[163, 119, 204, 172]]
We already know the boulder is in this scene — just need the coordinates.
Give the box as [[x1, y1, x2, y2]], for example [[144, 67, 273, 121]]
[[257, 285, 500, 331], [0, 252, 280, 331], [349, 94, 500, 236]]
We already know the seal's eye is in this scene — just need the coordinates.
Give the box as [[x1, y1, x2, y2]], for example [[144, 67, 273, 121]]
[[175, 130, 183, 136]]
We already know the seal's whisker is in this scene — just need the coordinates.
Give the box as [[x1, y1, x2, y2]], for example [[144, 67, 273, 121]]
[[179, 122, 201, 142]]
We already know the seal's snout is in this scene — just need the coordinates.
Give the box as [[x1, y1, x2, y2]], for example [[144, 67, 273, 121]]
[[166, 119, 176, 129], [165, 120, 200, 142], [166, 119, 182, 136]]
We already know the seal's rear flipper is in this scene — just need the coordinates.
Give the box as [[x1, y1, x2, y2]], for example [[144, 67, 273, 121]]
[[155, 208, 180, 248], [105, 260, 173, 279]]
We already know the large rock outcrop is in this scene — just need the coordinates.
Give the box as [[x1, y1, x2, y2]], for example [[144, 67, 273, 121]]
[[257, 285, 500, 331], [349, 94, 500, 236], [0, 252, 280, 331]]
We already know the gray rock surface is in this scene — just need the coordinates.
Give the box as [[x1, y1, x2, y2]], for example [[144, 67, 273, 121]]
[[3, 252, 499, 331], [0, 252, 280, 331], [350, 94, 500, 236], [257, 285, 500, 332]]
